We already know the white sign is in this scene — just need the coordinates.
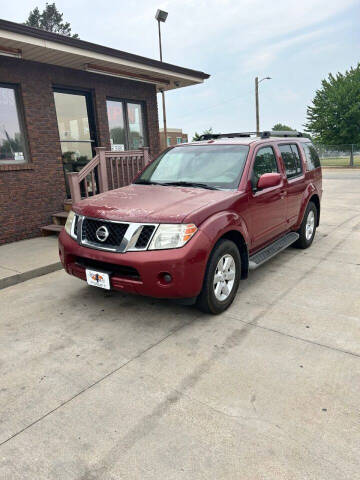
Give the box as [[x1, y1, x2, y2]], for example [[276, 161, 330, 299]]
[[111, 144, 125, 152], [14, 152, 24, 161]]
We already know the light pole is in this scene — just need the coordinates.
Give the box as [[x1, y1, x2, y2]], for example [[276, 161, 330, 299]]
[[155, 9, 168, 148], [255, 76, 271, 135]]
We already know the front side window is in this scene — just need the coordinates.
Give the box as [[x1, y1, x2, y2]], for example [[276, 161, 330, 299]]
[[279, 144, 303, 178], [106, 99, 147, 151], [302, 142, 320, 170], [0, 84, 28, 164], [251, 146, 278, 186], [135, 144, 249, 190]]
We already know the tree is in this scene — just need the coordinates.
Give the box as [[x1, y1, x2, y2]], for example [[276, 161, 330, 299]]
[[272, 123, 293, 131], [24, 3, 79, 38], [305, 64, 360, 144], [192, 127, 213, 141]]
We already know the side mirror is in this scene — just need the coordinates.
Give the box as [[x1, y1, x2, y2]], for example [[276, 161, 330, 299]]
[[257, 172, 281, 190]]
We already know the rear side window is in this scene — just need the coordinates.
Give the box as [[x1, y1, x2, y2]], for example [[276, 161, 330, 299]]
[[251, 146, 279, 186], [302, 142, 321, 170], [279, 144, 303, 179]]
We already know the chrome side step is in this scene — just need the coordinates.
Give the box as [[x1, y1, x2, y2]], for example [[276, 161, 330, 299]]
[[249, 232, 299, 270]]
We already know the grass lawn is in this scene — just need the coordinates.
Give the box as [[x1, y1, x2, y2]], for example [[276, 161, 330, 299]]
[[320, 155, 360, 167]]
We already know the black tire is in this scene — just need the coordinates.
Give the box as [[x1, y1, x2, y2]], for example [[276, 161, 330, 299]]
[[196, 239, 241, 314], [293, 201, 317, 249]]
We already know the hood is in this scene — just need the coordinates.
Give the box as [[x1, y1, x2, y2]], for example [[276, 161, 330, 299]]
[[73, 184, 239, 225]]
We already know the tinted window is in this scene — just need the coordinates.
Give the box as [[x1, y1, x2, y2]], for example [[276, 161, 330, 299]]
[[0, 85, 28, 164], [279, 144, 303, 178], [136, 145, 249, 190], [252, 146, 278, 186], [302, 142, 320, 170]]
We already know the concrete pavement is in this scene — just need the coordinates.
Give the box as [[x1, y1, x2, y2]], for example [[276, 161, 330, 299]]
[[0, 169, 359, 479], [0, 236, 61, 289]]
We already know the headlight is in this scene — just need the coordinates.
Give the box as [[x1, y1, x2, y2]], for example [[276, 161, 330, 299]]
[[148, 224, 197, 250], [64, 210, 77, 239]]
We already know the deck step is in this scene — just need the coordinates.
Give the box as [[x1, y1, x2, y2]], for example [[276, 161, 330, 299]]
[[64, 199, 73, 212], [249, 232, 299, 270], [52, 211, 69, 225], [41, 224, 63, 236]]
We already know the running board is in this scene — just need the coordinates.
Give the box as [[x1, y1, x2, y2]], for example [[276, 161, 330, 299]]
[[249, 232, 299, 270]]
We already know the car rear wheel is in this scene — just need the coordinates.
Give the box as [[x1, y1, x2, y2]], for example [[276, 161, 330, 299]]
[[294, 201, 317, 249], [196, 239, 241, 314]]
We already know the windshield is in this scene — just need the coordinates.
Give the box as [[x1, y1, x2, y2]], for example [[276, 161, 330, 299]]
[[134, 145, 249, 190]]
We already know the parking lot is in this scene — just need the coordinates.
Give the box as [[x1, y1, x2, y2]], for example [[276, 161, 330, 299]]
[[1, 169, 359, 479]]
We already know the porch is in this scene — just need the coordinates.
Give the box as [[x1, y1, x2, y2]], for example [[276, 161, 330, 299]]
[[41, 147, 151, 234]]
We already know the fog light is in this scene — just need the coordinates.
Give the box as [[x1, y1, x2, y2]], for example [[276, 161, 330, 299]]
[[163, 273, 172, 283]]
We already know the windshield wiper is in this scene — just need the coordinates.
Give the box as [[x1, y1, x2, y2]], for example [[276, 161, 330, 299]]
[[161, 181, 219, 190], [134, 179, 164, 185]]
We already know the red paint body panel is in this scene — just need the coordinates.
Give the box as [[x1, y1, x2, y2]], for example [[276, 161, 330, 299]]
[[59, 137, 322, 300], [73, 184, 237, 225]]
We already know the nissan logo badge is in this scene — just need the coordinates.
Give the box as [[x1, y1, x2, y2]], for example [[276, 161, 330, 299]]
[[96, 225, 109, 242]]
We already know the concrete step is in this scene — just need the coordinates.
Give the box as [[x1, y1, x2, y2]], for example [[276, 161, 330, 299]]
[[41, 224, 63, 236], [52, 211, 69, 225]]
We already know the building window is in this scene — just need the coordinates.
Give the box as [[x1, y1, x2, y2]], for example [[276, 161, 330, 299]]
[[167, 137, 171, 146], [0, 84, 28, 164], [106, 99, 147, 151], [176, 137, 182, 144]]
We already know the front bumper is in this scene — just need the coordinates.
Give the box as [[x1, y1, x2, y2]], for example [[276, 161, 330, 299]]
[[58, 229, 211, 299]]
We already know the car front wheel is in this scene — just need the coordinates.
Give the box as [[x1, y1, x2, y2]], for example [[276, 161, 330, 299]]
[[196, 239, 241, 314]]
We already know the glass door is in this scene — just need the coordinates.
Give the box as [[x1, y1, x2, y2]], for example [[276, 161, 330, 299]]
[[53, 89, 96, 196]]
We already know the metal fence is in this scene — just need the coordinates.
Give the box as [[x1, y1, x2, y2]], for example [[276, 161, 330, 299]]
[[315, 144, 360, 167]]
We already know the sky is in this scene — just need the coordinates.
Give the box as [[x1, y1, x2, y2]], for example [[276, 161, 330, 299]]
[[2, 0, 360, 140]]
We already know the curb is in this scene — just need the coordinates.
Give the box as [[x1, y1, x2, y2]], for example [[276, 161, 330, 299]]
[[0, 262, 63, 290]]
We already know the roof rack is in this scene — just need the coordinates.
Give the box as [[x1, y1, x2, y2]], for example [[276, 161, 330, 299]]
[[197, 131, 303, 141], [261, 130, 303, 138]]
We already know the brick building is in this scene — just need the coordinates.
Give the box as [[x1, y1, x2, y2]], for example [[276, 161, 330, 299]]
[[0, 19, 209, 244], [159, 128, 188, 150]]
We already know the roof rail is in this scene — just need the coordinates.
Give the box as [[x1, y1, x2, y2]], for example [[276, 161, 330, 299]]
[[197, 132, 257, 141], [261, 130, 303, 138], [196, 130, 303, 141]]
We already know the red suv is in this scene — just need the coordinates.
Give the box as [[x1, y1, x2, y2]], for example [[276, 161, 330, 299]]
[[59, 131, 322, 314]]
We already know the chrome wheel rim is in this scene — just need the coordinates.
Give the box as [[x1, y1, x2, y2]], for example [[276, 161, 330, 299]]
[[213, 254, 236, 301], [305, 210, 315, 240]]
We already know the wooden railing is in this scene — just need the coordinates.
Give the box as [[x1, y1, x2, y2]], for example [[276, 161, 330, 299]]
[[67, 146, 150, 203]]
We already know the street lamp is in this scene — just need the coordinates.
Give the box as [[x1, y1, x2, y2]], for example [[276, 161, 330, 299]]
[[255, 76, 271, 135], [155, 9, 168, 147]]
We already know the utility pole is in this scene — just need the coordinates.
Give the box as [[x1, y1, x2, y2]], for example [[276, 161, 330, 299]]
[[255, 77, 260, 136], [155, 9, 168, 148], [255, 76, 271, 135]]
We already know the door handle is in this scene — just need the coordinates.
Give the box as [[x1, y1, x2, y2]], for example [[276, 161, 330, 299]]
[[280, 190, 287, 199]]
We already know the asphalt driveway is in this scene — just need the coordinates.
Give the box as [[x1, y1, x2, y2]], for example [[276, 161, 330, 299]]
[[1, 169, 360, 479]]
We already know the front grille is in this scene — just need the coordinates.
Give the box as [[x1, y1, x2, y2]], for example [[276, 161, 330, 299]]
[[135, 225, 155, 249], [75, 257, 140, 280], [82, 218, 128, 248]]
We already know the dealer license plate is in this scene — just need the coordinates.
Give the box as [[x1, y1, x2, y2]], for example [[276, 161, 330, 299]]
[[86, 269, 111, 290]]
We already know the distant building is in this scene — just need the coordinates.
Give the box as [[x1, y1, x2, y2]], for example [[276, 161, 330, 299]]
[[159, 128, 188, 150]]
